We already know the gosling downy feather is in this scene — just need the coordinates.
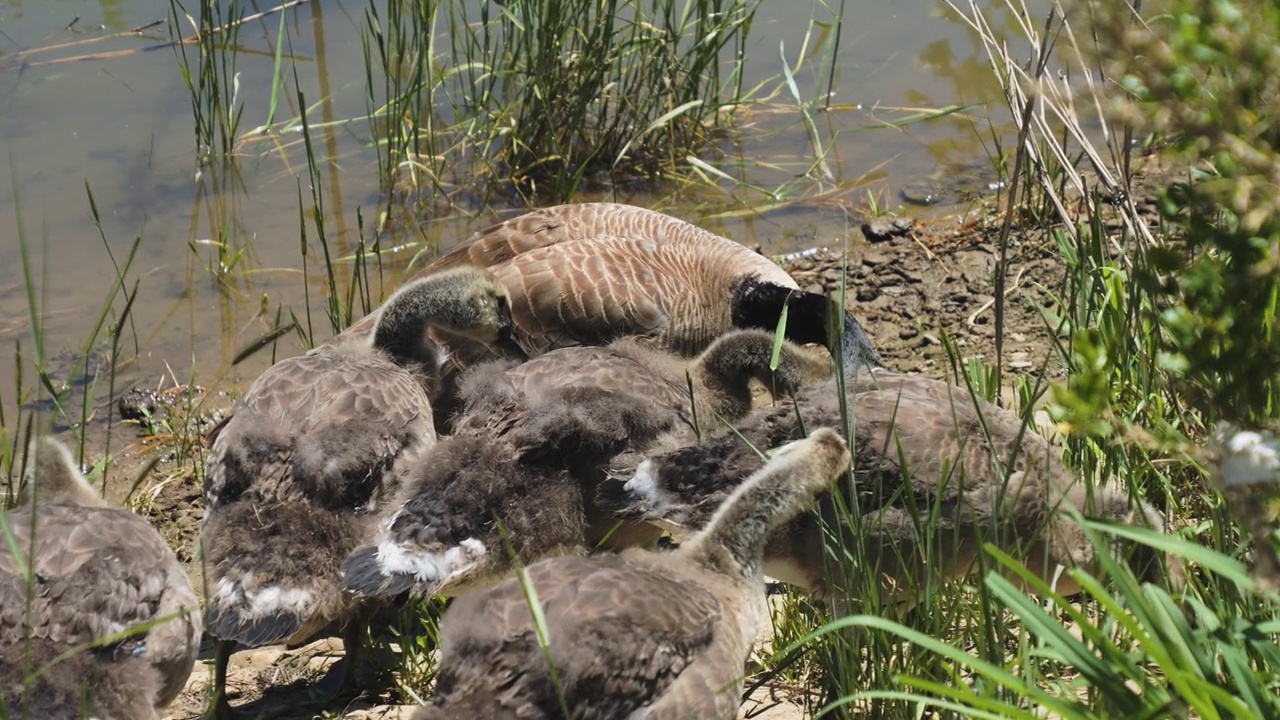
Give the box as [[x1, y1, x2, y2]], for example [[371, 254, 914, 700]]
[[342, 329, 833, 601], [199, 267, 513, 711], [412, 428, 852, 720], [340, 203, 881, 386], [1, 437, 201, 720], [601, 370, 1172, 606]]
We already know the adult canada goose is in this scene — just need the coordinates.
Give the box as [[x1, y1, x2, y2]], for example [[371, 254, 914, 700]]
[[342, 329, 833, 601], [411, 428, 852, 720], [200, 267, 514, 716], [600, 371, 1173, 608], [340, 204, 881, 410], [1, 437, 201, 720]]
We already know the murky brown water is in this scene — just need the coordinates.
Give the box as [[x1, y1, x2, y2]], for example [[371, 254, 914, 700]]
[[0, 0, 1042, 449]]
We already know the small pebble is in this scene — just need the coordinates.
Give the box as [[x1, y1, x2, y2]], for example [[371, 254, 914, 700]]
[[861, 251, 892, 266], [861, 216, 916, 243]]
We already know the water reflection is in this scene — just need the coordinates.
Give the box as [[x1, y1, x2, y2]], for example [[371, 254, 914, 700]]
[[0, 0, 1047, 447]]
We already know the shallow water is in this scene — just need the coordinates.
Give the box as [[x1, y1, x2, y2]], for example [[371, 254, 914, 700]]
[[0, 0, 1042, 446]]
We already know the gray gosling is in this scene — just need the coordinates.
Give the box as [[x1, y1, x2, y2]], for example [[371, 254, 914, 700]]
[[199, 267, 513, 717], [341, 329, 833, 603], [1, 437, 201, 720], [601, 370, 1175, 611], [412, 427, 852, 720]]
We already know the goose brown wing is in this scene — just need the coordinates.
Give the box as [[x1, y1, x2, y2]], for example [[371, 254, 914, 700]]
[[341, 204, 797, 339], [424, 203, 743, 273], [425, 204, 605, 271], [204, 348, 434, 508], [0, 505, 196, 649], [340, 204, 662, 338], [491, 237, 676, 355]]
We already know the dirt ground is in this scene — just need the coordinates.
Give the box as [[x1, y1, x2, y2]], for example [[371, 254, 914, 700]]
[[58, 155, 1172, 720]]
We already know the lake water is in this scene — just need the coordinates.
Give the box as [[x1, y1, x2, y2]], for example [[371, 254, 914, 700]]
[[0, 0, 1041, 445]]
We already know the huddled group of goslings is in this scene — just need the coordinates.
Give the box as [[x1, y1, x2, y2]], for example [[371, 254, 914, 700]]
[[1, 203, 1175, 720]]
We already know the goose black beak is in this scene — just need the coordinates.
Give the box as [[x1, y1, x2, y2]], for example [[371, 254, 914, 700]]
[[787, 289, 882, 377], [831, 304, 883, 376]]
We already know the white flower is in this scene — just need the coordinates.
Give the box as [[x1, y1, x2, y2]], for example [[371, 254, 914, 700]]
[[1212, 421, 1280, 487]]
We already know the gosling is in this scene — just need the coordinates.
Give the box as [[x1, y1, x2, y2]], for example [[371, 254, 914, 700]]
[[199, 267, 514, 715], [342, 330, 833, 601], [1, 437, 201, 720], [600, 371, 1173, 610], [413, 428, 852, 720]]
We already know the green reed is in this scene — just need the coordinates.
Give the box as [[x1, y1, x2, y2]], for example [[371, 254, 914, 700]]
[[169, 0, 246, 167], [361, 0, 758, 212]]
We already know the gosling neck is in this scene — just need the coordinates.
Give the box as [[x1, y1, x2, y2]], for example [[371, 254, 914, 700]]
[[679, 464, 819, 583], [21, 439, 108, 509]]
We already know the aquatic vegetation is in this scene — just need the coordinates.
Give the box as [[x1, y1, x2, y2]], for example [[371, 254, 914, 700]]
[[168, 0, 247, 169], [362, 0, 758, 211]]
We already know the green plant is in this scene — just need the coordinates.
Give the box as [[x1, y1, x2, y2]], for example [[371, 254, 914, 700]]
[[1090, 0, 1280, 428], [169, 0, 246, 168], [361, 0, 760, 214], [821, 523, 1279, 719], [787, 0, 1280, 717]]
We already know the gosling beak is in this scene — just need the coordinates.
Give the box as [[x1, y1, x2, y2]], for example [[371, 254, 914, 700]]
[[494, 321, 525, 359]]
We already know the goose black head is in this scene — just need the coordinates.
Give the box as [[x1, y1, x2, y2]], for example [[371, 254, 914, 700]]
[[729, 277, 882, 377]]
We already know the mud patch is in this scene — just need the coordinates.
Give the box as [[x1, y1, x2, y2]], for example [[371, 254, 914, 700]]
[[162, 638, 419, 720]]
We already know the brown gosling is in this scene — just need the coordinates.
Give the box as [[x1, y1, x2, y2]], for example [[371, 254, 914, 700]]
[[600, 370, 1174, 611], [1, 437, 201, 720], [338, 203, 881, 412], [411, 427, 852, 720], [199, 267, 513, 716], [341, 329, 833, 602]]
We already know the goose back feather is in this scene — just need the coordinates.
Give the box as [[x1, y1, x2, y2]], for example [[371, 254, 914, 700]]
[[340, 203, 880, 393], [434, 202, 796, 286]]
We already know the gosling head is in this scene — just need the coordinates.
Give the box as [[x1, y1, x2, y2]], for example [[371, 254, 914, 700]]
[[18, 436, 108, 509], [373, 267, 521, 367], [689, 329, 833, 416], [770, 427, 852, 502], [432, 266, 518, 347]]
